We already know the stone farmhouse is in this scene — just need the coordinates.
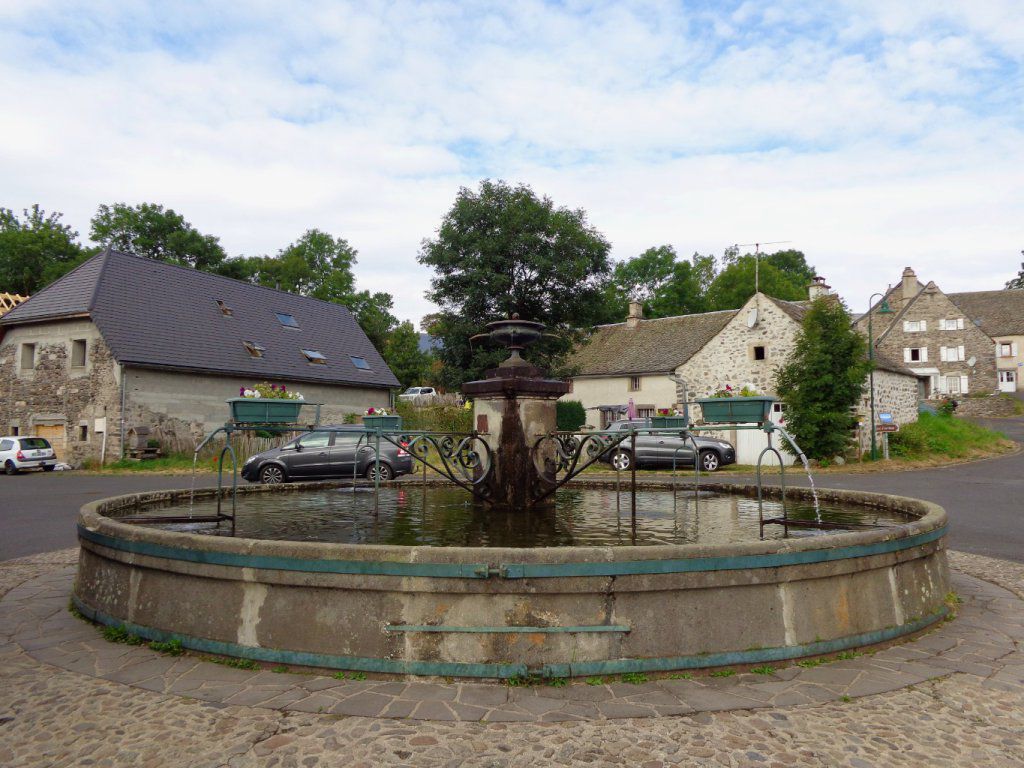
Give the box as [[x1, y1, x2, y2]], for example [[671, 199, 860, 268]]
[[567, 280, 919, 462], [857, 267, 1009, 399], [0, 249, 399, 464], [948, 289, 1024, 395]]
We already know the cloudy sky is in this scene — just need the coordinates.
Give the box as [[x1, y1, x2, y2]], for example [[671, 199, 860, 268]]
[[2, 1, 1022, 324]]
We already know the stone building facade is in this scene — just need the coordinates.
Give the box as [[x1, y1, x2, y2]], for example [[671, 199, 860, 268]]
[[859, 268, 998, 398], [0, 249, 400, 465]]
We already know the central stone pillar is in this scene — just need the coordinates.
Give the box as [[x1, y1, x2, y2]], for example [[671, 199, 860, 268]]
[[462, 364, 568, 510]]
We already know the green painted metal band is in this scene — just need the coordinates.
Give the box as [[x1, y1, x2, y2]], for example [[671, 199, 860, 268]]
[[71, 596, 527, 679], [538, 607, 949, 678], [501, 526, 947, 579], [384, 624, 630, 634], [72, 594, 947, 680], [79, 523, 945, 580], [78, 526, 490, 579]]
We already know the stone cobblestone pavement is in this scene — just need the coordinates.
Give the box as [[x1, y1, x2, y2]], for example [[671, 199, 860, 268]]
[[1, 548, 1022, 766]]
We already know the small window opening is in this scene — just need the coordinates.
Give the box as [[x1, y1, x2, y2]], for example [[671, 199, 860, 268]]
[[20, 343, 36, 370], [79, 425, 88, 441], [753, 346, 766, 361], [216, 300, 233, 317], [71, 339, 87, 367], [350, 356, 371, 370], [628, 376, 641, 391], [11, 426, 19, 436], [302, 349, 327, 365], [243, 341, 265, 359], [909, 348, 922, 362], [276, 312, 299, 328]]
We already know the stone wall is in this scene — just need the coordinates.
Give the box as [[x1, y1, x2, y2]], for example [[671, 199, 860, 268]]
[[853, 368, 920, 456], [0, 319, 123, 464]]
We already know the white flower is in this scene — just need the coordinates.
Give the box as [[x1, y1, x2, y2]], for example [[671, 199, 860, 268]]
[[296, 393, 304, 400]]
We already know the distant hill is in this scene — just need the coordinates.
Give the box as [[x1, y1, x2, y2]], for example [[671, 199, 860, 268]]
[[418, 333, 440, 354]]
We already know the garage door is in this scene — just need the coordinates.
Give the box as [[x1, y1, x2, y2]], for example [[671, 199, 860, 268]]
[[34, 424, 66, 460]]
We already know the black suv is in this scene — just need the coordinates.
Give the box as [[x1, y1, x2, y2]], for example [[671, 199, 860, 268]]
[[599, 419, 736, 472], [241, 426, 414, 484]]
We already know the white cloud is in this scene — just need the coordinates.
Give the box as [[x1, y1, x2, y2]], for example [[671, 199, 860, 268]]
[[1, 0, 1022, 326]]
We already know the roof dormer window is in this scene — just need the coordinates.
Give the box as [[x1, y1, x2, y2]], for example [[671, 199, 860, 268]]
[[302, 349, 327, 365], [216, 300, 233, 317], [243, 341, 265, 358], [276, 312, 299, 328]]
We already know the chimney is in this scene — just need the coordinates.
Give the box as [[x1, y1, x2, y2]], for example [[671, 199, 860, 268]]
[[808, 275, 831, 300], [901, 267, 919, 302], [626, 300, 643, 329]]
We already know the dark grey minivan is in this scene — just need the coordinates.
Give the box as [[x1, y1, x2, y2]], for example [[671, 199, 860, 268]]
[[599, 419, 736, 472], [241, 426, 414, 484]]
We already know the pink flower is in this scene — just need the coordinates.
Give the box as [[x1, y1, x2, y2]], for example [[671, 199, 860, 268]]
[[239, 386, 245, 396], [281, 385, 286, 392], [271, 383, 277, 391]]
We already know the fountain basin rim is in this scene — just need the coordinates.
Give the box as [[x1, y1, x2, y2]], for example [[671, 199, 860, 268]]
[[79, 479, 946, 567]]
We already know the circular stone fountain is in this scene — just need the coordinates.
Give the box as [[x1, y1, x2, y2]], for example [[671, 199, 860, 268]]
[[73, 317, 950, 679]]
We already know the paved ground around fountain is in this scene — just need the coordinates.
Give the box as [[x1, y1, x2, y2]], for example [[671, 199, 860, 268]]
[[2, 550, 1023, 766]]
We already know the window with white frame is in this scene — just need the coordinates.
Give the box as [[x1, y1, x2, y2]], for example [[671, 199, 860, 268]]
[[903, 320, 926, 332], [998, 342, 1018, 358], [946, 376, 961, 394], [904, 347, 928, 363], [939, 318, 965, 330], [940, 345, 965, 362], [628, 376, 641, 391]]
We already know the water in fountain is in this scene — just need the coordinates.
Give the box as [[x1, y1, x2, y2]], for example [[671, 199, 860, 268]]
[[774, 427, 821, 520]]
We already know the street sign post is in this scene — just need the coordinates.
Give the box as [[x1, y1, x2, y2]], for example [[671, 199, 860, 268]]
[[876, 423, 898, 433]]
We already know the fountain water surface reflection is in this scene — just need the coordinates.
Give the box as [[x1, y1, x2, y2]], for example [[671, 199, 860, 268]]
[[129, 487, 914, 548]]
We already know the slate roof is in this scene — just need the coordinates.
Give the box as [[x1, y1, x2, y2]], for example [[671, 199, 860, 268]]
[[947, 290, 1024, 337], [569, 310, 738, 376], [767, 296, 810, 324], [1, 249, 399, 389]]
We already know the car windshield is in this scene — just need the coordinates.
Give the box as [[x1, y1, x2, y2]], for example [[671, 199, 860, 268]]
[[19, 438, 50, 449], [403, 388, 421, 395]]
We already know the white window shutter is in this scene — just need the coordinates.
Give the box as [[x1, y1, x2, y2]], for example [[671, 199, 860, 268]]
[[921, 347, 928, 362], [902, 321, 910, 332], [958, 345, 965, 361], [958, 318, 964, 330], [961, 375, 969, 394], [940, 347, 947, 362], [904, 348, 911, 362], [1013, 343, 1019, 357], [921, 320, 927, 331]]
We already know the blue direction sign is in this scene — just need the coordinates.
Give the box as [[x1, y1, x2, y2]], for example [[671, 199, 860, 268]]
[[878, 413, 894, 424]]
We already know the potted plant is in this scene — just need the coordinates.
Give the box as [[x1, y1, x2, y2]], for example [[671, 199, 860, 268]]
[[228, 383, 305, 424], [362, 406, 402, 431], [650, 407, 688, 429], [696, 385, 776, 424]]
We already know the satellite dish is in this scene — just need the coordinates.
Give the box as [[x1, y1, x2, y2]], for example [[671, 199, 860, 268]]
[[746, 308, 758, 328], [967, 356, 977, 367]]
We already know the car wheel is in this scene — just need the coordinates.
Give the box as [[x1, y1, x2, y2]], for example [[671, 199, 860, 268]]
[[699, 450, 720, 472], [4, 461, 18, 476], [43, 465, 56, 472], [260, 465, 286, 484], [365, 462, 393, 482], [611, 450, 634, 472]]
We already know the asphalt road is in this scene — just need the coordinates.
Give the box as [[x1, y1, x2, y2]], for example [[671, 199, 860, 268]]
[[2, 418, 1023, 562]]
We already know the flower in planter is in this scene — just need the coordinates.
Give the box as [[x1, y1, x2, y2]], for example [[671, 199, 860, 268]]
[[240, 382, 302, 400], [365, 407, 389, 416]]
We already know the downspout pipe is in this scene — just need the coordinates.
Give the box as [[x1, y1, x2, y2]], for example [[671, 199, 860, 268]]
[[119, 364, 126, 460]]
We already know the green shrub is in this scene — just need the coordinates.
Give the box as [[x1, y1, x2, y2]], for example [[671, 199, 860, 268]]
[[889, 412, 1006, 459], [393, 401, 472, 433], [556, 400, 586, 431]]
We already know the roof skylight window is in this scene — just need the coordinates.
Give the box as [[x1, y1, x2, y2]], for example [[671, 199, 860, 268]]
[[302, 349, 327, 365], [350, 356, 371, 370], [216, 300, 233, 316], [243, 341, 265, 358], [276, 312, 299, 328]]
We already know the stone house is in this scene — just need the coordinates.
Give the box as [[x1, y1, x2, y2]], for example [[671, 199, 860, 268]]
[[948, 289, 1024, 394], [857, 268, 998, 399], [567, 280, 918, 462], [0, 249, 400, 464]]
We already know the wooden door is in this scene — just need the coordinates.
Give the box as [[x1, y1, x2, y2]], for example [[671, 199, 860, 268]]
[[33, 424, 66, 459]]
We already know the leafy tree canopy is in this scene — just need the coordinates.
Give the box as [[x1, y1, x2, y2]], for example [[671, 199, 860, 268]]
[[775, 297, 871, 460], [1006, 260, 1024, 290], [233, 229, 357, 302], [90, 202, 228, 272], [383, 321, 432, 390], [0, 205, 88, 295], [418, 179, 612, 386], [706, 251, 813, 310], [600, 246, 712, 321]]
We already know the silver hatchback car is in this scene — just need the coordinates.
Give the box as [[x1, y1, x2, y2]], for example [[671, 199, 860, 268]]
[[1, 436, 58, 475]]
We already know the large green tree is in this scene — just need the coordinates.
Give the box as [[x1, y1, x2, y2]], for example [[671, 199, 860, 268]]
[[600, 248, 715, 322], [90, 202, 228, 272], [0, 205, 88, 295], [706, 250, 814, 310], [1006, 260, 1024, 289], [383, 321, 432, 389], [775, 297, 871, 460], [419, 180, 612, 386]]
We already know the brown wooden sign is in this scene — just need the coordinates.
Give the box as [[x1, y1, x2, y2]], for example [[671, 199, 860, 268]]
[[875, 423, 899, 433]]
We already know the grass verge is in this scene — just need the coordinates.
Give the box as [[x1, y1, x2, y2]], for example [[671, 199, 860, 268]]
[[888, 412, 1014, 461]]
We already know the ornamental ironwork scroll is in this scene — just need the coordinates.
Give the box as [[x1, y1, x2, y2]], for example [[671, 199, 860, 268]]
[[375, 431, 494, 501]]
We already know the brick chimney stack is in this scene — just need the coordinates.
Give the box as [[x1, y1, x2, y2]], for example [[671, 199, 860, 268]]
[[626, 300, 643, 329]]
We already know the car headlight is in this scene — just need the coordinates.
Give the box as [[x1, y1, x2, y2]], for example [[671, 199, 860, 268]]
[[244, 456, 258, 466]]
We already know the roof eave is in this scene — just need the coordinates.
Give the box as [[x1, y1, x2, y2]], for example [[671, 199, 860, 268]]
[[121, 361, 398, 389]]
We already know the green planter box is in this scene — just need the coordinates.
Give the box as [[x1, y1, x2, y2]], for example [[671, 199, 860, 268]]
[[650, 415, 689, 428], [696, 396, 775, 424], [228, 398, 303, 424], [363, 415, 403, 432]]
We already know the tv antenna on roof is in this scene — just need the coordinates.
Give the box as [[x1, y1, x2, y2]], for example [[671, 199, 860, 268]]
[[731, 241, 792, 294]]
